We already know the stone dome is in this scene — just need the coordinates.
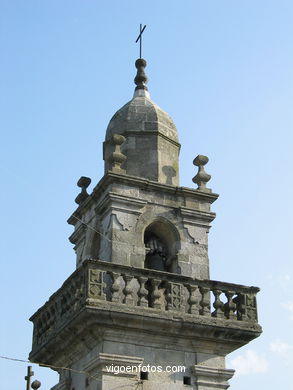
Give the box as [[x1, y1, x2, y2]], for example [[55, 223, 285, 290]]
[[103, 59, 180, 185], [105, 94, 179, 143]]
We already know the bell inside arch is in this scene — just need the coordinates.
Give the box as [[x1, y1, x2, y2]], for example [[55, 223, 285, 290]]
[[144, 232, 168, 272]]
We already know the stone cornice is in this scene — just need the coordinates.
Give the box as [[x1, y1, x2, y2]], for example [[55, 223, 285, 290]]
[[180, 206, 216, 226], [192, 365, 235, 389], [29, 305, 261, 367], [95, 191, 147, 218], [68, 223, 86, 245], [68, 172, 219, 225], [84, 352, 144, 377]]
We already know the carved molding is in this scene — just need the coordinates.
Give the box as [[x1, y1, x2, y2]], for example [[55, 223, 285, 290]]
[[84, 352, 144, 377], [180, 206, 216, 226], [96, 192, 147, 218], [68, 223, 86, 245], [192, 365, 235, 389]]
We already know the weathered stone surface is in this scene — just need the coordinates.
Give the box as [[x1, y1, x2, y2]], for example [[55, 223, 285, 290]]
[[30, 59, 262, 389], [30, 260, 261, 359], [68, 173, 218, 278], [30, 261, 260, 389], [192, 365, 235, 390], [104, 95, 181, 185]]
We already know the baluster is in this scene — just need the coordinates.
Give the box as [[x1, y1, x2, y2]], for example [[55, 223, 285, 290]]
[[137, 276, 149, 307], [73, 280, 79, 311], [49, 307, 55, 328], [109, 272, 122, 303], [212, 289, 225, 318], [150, 278, 163, 310], [199, 287, 211, 316], [232, 293, 245, 320], [56, 295, 64, 327], [165, 281, 172, 311], [186, 284, 201, 315], [224, 291, 237, 320], [60, 295, 66, 316], [67, 291, 71, 311], [45, 312, 50, 332], [77, 277, 84, 308], [54, 301, 60, 328], [122, 275, 134, 305]]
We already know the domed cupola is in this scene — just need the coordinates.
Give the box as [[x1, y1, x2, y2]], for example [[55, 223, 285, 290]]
[[103, 59, 181, 186]]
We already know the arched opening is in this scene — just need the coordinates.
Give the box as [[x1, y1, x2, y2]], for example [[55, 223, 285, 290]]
[[143, 219, 180, 273]]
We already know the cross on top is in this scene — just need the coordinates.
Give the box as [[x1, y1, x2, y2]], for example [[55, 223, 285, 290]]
[[135, 24, 146, 58]]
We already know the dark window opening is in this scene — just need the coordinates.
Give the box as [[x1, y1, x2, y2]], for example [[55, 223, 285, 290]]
[[140, 371, 149, 380], [183, 376, 191, 385]]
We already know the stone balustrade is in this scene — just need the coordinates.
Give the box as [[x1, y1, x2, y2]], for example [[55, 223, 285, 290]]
[[30, 260, 259, 352]]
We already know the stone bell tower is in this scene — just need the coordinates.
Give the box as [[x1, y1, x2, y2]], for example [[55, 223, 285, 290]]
[[29, 58, 262, 390]]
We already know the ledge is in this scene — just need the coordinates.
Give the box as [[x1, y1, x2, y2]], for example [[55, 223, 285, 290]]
[[29, 260, 261, 365], [68, 173, 219, 225]]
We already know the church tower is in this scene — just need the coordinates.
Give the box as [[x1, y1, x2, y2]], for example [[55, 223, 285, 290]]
[[29, 57, 262, 389]]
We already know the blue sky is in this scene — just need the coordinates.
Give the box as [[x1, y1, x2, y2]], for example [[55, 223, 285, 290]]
[[1, 1, 292, 389]]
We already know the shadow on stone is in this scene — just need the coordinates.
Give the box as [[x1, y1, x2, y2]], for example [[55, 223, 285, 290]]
[[162, 165, 176, 185]]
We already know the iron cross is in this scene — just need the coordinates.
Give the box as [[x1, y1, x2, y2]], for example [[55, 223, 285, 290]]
[[135, 24, 146, 58]]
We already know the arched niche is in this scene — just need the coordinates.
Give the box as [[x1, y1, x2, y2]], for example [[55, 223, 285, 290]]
[[143, 218, 181, 273]]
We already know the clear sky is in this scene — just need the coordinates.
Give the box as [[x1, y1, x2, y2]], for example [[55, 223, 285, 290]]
[[1, 1, 292, 389]]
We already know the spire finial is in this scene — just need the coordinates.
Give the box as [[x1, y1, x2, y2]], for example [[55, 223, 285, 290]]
[[133, 25, 150, 98], [135, 24, 146, 59], [134, 58, 148, 91]]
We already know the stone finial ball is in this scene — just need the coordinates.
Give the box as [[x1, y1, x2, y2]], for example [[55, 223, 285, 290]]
[[193, 155, 209, 167], [135, 58, 147, 68], [31, 380, 41, 389], [77, 176, 91, 188], [112, 133, 126, 145]]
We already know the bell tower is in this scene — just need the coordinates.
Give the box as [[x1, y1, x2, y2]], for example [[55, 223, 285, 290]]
[[29, 57, 262, 390]]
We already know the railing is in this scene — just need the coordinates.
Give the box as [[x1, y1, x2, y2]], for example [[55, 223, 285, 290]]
[[31, 260, 259, 349]]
